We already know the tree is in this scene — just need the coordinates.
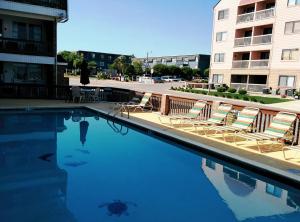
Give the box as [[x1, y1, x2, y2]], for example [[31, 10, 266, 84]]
[[192, 68, 202, 77], [88, 61, 97, 70], [168, 65, 182, 77], [204, 68, 210, 78], [73, 53, 84, 70], [58, 51, 78, 69], [181, 67, 194, 81], [153, 64, 169, 77], [132, 60, 143, 76], [124, 65, 136, 77], [111, 56, 131, 75]]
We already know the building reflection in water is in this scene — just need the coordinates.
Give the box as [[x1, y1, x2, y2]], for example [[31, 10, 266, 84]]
[[202, 158, 300, 221], [0, 110, 81, 222]]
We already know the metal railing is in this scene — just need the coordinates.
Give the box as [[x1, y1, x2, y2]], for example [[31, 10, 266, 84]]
[[255, 8, 275, 21], [0, 38, 53, 56], [237, 8, 275, 24], [232, 60, 250, 69], [250, 60, 269, 68], [234, 34, 272, 47], [4, 0, 67, 10], [252, 34, 272, 45], [234, 37, 252, 47]]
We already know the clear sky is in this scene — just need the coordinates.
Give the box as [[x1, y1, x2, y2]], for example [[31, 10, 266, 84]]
[[57, 0, 218, 57]]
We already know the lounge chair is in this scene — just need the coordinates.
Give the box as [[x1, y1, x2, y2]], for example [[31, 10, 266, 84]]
[[207, 107, 260, 140], [184, 104, 233, 133], [158, 100, 208, 126], [234, 112, 297, 153], [117, 93, 153, 116], [282, 143, 300, 160]]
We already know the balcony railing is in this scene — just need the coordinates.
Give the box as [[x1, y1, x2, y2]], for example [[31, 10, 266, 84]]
[[232, 59, 269, 69], [4, 0, 67, 10], [232, 60, 250, 69], [234, 37, 252, 47], [250, 59, 269, 68], [230, 83, 267, 92], [237, 8, 275, 24], [0, 38, 53, 56], [234, 34, 272, 47]]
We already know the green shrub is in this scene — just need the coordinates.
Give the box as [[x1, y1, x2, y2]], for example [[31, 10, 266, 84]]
[[234, 95, 240, 100], [217, 87, 227, 93], [226, 94, 233, 99], [222, 94, 226, 98], [201, 91, 208, 95], [243, 96, 249, 101], [228, 88, 237, 93], [260, 100, 266, 104], [250, 97, 258, 102], [213, 93, 219, 97], [238, 89, 248, 95]]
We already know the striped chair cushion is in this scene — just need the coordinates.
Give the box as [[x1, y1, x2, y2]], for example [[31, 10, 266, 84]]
[[140, 93, 152, 106], [264, 112, 297, 138], [208, 104, 232, 124], [186, 100, 207, 118], [232, 107, 260, 130]]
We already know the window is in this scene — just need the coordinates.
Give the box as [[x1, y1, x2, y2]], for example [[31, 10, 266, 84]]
[[205, 160, 216, 170], [216, 32, 227, 42], [10, 63, 43, 83], [29, 25, 42, 41], [278, 76, 295, 87], [288, 0, 300, 6], [12, 22, 27, 39], [212, 74, 224, 84], [99, 62, 105, 67], [266, 184, 282, 198], [214, 53, 225, 62], [218, 9, 229, 20], [285, 21, 300, 34], [281, 49, 299, 61]]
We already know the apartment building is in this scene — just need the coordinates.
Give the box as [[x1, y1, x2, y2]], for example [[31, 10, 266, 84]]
[[136, 54, 211, 71], [210, 0, 300, 92], [0, 0, 68, 96], [78, 50, 132, 71]]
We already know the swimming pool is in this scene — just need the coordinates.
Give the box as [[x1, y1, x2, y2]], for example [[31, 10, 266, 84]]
[[0, 108, 300, 222]]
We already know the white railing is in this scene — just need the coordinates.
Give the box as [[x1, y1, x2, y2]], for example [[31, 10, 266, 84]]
[[250, 60, 269, 68], [237, 12, 254, 24], [237, 8, 275, 24], [234, 37, 252, 47], [232, 60, 250, 69], [252, 34, 272, 45], [234, 34, 272, 47], [255, 8, 275, 21], [232, 60, 269, 69], [231, 83, 267, 92]]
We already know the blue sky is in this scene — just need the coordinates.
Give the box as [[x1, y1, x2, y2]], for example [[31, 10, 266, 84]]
[[58, 0, 218, 57]]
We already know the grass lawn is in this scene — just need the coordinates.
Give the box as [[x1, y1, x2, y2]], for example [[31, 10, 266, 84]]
[[172, 88, 292, 104]]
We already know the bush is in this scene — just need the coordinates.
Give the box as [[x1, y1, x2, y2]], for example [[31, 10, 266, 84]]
[[250, 97, 258, 102], [260, 100, 266, 104], [217, 87, 227, 93], [238, 89, 248, 95], [243, 96, 249, 101], [234, 95, 240, 100], [228, 88, 237, 93], [226, 94, 233, 99], [96, 72, 109, 80], [201, 91, 208, 95]]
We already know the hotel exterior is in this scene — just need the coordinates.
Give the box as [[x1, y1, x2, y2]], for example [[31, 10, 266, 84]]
[[210, 0, 300, 92], [136, 54, 211, 71], [0, 0, 68, 97]]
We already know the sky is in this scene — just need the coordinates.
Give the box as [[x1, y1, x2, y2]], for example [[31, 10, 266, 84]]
[[57, 0, 218, 57]]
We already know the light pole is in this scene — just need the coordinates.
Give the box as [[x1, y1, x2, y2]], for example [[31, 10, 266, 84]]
[[145, 51, 152, 76]]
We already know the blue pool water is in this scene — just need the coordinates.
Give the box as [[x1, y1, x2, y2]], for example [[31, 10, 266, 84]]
[[0, 109, 300, 222]]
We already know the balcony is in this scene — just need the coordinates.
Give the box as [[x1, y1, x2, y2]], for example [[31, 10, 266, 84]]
[[234, 34, 272, 47], [237, 8, 275, 24], [0, 38, 53, 57], [4, 0, 67, 10], [232, 59, 269, 69]]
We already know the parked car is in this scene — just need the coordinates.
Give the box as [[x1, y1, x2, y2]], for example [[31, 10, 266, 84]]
[[161, 76, 181, 82]]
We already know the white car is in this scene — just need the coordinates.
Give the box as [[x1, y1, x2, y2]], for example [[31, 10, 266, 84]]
[[161, 76, 181, 82]]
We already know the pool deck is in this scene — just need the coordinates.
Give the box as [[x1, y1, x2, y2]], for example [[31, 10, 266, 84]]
[[1, 99, 300, 185]]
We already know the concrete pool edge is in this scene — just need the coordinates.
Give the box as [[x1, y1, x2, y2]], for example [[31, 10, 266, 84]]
[[85, 106, 300, 187]]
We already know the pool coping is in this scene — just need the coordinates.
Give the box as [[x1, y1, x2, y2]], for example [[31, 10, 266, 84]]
[[1, 104, 300, 187]]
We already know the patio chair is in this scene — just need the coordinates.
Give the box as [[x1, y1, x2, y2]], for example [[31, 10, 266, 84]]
[[184, 104, 233, 133], [234, 112, 297, 153], [89, 88, 103, 103], [158, 100, 208, 126], [207, 107, 260, 140], [282, 144, 300, 160], [71, 86, 83, 103], [118, 92, 153, 115]]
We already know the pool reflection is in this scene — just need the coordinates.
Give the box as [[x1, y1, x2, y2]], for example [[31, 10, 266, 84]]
[[202, 158, 300, 221]]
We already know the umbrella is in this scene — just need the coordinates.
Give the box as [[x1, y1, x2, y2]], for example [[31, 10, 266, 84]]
[[80, 120, 89, 146], [80, 60, 90, 86]]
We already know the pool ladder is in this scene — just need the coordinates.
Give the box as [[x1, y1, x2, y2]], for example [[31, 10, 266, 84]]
[[107, 119, 129, 136]]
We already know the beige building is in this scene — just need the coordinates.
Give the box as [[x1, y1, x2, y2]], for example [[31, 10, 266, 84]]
[[210, 0, 300, 92]]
